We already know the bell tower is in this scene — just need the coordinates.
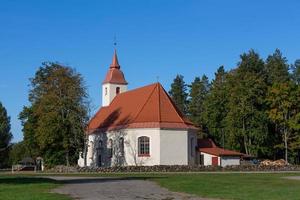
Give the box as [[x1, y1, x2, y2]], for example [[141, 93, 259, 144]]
[[102, 49, 128, 107]]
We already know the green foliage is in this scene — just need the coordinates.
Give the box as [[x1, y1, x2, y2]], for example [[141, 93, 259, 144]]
[[169, 49, 300, 162], [20, 62, 89, 167], [203, 66, 228, 146], [225, 50, 268, 156], [266, 82, 300, 162], [188, 75, 210, 135], [169, 74, 188, 114], [265, 49, 290, 84], [0, 102, 12, 168], [8, 142, 28, 165], [292, 59, 300, 85]]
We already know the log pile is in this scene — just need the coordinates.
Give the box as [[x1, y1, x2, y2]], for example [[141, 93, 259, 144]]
[[260, 159, 287, 166]]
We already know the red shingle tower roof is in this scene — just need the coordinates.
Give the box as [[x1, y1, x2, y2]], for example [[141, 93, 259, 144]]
[[103, 49, 127, 85], [110, 49, 120, 69], [87, 83, 197, 133]]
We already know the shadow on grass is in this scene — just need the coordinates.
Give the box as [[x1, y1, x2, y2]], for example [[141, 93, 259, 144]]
[[0, 177, 59, 185], [49, 176, 167, 184], [0, 175, 167, 185]]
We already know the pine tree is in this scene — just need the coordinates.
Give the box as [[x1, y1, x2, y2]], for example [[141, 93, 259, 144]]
[[0, 101, 12, 168], [292, 59, 300, 85], [225, 50, 268, 156], [188, 75, 210, 135], [265, 49, 290, 85], [203, 66, 228, 147], [169, 75, 188, 114]]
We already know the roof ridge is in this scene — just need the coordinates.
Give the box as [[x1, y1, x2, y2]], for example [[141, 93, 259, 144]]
[[160, 85, 186, 124], [158, 83, 161, 122], [132, 84, 158, 122]]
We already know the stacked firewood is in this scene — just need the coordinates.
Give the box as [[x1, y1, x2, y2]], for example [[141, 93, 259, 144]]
[[260, 159, 287, 166]]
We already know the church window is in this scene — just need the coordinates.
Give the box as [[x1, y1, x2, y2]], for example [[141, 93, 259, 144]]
[[116, 87, 120, 95], [138, 136, 150, 156], [119, 137, 124, 156], [105, 87, 107, 95], [108, 139, 113, 158]]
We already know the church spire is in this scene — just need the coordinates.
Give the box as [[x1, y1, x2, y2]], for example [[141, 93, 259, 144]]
[[110, 49, 120, 69]]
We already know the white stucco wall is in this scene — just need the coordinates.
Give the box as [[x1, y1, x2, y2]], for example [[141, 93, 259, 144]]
[[102, 83, 127, 106], [160, 129, 188, 165], [200, 152, 240, 167], [201, 152, 220, 166], [84, 128, 196, 167], [220, 156, 240, 167], [160, 129, 197, 165]]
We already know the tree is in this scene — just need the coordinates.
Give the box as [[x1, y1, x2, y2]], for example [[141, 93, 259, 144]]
[[169, 75, 188, 114], [291, 59, 300, 85], [19, 106, 39, 158], [265, 49, 290, 85], [266, 81, 299, 163], [203, 66, 228, 147], [9, 142, 28, 165], [188, 75, 210, 135], [225, 50, 268, 156], [20, 62, 89, 166], [0, 102, 12, 168]]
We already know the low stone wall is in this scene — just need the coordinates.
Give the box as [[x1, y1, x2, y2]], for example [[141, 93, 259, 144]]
[[46, 164, 300, 173]]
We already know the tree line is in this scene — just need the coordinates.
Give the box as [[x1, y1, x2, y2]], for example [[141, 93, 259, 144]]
[[169, 49, 300, 164], [1, 49, 299, 168]]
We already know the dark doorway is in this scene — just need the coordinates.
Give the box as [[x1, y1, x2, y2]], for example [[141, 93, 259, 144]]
[[212, 156, 218, 166]]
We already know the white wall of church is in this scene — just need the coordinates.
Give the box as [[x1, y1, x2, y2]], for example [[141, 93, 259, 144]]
[[86, 134, 97, 167], [102, 83, 127, 106], [85, 128, 196, 167], [113, 128, 161, 166], [160, 130, 197, 165]]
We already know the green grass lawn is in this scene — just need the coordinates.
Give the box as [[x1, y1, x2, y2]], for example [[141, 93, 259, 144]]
[[0, 175, 70, 200], [0, 172, 300, 200], [152, 173, 300, 200]]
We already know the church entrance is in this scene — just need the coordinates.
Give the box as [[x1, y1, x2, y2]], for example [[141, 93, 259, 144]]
[[97, 154, 102, 167]]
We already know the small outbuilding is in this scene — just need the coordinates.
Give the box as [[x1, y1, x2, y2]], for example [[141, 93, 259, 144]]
[[197, 139, 242, 167]]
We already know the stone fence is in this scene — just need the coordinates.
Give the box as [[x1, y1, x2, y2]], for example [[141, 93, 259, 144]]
[[46, 164, 300, 173]]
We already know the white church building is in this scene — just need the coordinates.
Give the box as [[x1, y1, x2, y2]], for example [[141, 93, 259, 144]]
[[78, 50, 198, 167]]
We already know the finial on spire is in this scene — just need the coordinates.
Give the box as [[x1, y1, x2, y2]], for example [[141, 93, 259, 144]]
[[113, 34, 117, 49]]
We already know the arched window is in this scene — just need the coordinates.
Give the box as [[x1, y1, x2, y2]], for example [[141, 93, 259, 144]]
[[108, 139, 113, 158], [105, 87, 108, 95], [116, 87, 120, 95], [138, 136, 150, 156], [98, 140, 103, 149], [97, 140, 103, 167], [119, 137, 124, 156]]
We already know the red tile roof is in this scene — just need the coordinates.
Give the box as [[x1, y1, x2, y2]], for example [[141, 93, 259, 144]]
[[199, 147, 243, 157], [87, 83, 197, 133], [198, 139, 242, 156], [103, 50, 128, 85]]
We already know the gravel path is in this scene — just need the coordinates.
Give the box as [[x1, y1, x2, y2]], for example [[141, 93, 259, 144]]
[[49, 176, 213, 200]]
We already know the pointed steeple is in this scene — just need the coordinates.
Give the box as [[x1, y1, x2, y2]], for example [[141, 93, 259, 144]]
[[110, 49, 120, 69], [103, 49, 128, 85]]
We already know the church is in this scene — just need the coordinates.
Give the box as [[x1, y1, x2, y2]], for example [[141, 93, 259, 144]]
[[78, 50, 198, 167]]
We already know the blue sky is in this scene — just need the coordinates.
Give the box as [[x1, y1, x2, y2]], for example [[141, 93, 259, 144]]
[[0, 0, 300, 142]]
